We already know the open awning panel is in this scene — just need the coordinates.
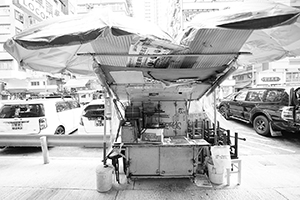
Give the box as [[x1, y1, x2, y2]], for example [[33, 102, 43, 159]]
[[3, 2, 300, 101], [98, 65, 229, 101]]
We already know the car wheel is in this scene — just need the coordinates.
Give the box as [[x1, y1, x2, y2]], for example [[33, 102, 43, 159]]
[[219, 106, 230, 120], [54, 126, 65, 135], [253, 115, 270, 136]]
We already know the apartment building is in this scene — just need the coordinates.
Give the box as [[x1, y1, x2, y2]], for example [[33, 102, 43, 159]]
[[0, 0, 75, 99]]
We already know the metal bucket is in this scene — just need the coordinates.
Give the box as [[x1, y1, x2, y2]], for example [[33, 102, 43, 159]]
[[96, 165, 113, 193]]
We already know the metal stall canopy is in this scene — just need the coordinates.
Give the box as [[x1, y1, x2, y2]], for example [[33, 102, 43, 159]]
[[3, 2, 300, 102]]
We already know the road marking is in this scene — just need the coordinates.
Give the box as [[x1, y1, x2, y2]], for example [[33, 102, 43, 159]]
[[239, 143, 272, 153], [230, 128, 272, 142], [245, 140, 296, 153]]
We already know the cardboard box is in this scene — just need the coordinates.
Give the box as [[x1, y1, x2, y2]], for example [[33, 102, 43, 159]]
[[141, 128, 164, 143], [121, 125, 137, 143]]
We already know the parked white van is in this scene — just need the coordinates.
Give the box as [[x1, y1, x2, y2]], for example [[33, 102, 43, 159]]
[[0, 97, 82, 135]]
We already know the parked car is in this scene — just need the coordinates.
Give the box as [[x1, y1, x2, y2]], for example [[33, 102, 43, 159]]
[[218, 87, 300, 136], [78, 99, 110, 134], [0, 97, 82, 135]]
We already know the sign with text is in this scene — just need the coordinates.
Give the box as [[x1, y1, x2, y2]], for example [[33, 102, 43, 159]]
[[13, 0, 58, 21], [257, 71, 284, 85]]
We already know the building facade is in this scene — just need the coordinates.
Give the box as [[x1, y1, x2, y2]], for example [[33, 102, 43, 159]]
[[0, 0, 75, 99], [233, 58, 300, 91]]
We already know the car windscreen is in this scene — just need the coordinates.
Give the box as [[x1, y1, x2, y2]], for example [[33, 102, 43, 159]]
[[83, 104, 105, 118], [0, 103, 45, 118]]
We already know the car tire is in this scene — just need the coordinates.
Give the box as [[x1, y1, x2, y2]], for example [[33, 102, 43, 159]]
[[219, 106, 230, 120], [253, 115, 270, 136], [54, 126, 65, 135]]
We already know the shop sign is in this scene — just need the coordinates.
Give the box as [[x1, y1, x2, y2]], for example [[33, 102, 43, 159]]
[[13, 0, 53, 21], [261, 77, 281, 82], [257, 71, 284, 85]]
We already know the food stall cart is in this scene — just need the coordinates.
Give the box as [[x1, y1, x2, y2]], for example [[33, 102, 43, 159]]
[[3, 0, 300, 186], [110, 99, 211, 180]]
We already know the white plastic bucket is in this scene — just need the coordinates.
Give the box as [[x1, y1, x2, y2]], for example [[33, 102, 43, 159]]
[[96, 165, 113, 192], [207, 162, 225, 185]]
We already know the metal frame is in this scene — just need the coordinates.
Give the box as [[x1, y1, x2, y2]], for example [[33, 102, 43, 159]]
[[77, 52, 251, 57], [111, 142, 210, 181]]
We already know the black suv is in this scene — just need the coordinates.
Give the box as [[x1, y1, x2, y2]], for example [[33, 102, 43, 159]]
[[218, 87, 300, 136]]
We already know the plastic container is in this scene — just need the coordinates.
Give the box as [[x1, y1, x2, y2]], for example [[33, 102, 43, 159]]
[[207, 162, 225, 184], [96, 165, 113, 193]]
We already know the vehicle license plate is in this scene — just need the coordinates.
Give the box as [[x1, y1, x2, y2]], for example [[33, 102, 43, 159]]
[[12, 122, 23, 130]]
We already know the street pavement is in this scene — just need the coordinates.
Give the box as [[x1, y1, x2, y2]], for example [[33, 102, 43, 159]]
[[1, 151, 300, 200]]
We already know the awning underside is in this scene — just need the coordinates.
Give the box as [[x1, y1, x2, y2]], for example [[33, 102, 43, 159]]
[[99, 65, 229, 101]]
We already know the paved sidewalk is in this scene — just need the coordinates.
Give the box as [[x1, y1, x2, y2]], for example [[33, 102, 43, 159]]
[[1, 154, 300, 200]]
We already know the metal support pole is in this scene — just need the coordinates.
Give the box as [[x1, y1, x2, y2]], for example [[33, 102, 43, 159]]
[[40, 136, 49, 164], [103, 90, 107, 166], [213, 89, 217, 145], [235, 132, 238, 159]]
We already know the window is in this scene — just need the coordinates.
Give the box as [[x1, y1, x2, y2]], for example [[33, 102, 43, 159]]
[[0, 60, 13, 70], [67, 100, 80, 109], [235, 90, 247, 101], [246, 91, 262, 102], [83, 104, 105, 118], [0, 24, 10, 35], [0, 7, 10, 16], [28, 16, 37, 26], [0, 104, 45, 118], [56, 102, 70, 112], [31, 81, 40, 86], [46, 1, 53, 16], [35, 0, 44, 7], [265, 89, 284, 102], [15, 10, 24, 23], [286, 72, 300, 82]]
